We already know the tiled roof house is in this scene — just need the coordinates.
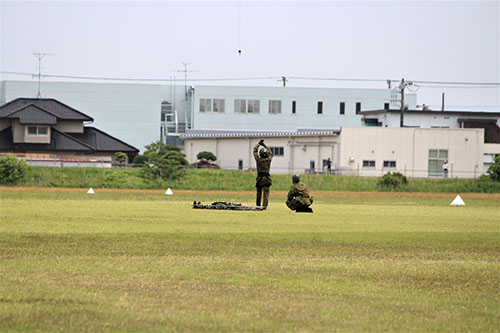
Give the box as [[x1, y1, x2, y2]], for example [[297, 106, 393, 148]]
[[0, 98, 138, 166]]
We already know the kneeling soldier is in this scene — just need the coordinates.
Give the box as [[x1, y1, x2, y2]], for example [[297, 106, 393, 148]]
[[286, 174, 313, 213]]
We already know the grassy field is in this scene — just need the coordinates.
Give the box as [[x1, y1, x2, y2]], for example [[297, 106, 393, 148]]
[[1, 188, 499, 332], [20, 166, 500, 192]]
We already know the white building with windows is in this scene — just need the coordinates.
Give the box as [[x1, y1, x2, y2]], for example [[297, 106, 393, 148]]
[[183, 127, 498, 178], [191, 85, 412, 131]]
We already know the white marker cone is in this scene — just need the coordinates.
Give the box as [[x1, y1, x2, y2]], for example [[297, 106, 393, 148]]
[[87, 188, 95, 194], [450, 195, 465, 206], [165, 188, 174, 195]]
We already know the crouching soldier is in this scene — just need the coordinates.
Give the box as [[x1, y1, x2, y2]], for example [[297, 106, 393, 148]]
[[286, 174, 313, 213]]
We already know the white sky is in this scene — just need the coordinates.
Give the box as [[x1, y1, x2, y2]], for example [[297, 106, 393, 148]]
[[1, 0, 499, 110]]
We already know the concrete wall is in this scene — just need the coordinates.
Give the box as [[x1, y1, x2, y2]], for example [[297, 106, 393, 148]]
[[339, 127, 485, 178], [184, 134, 340, 174]]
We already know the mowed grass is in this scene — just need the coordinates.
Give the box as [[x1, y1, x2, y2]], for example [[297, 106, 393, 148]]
[[0, 189, 499, 332]]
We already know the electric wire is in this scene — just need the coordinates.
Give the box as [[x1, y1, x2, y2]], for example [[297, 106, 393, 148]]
[[1, 70, 499, 88]]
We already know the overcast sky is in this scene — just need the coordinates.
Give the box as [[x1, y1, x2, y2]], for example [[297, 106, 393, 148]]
[[1, 0, 499, 110]]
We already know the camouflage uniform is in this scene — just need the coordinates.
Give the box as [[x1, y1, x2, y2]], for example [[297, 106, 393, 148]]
[[286, 182, 313, 211], [253, 143, 273, 207]]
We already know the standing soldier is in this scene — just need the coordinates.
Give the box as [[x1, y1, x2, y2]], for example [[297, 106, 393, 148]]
[[253, 139, 273, 208], [286, 174, 313, 213]]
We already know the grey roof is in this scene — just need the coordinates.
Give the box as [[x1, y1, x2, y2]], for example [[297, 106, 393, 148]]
[[0, 127, 138, 153], [182, 128, 341, 139], [68, 127, 139, 153], [0, 98, 93, 122], [5, 104, 58, 125], [0, 127, 94, 152]]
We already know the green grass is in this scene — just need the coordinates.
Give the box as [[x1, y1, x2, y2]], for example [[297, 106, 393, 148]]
[[18, 166, 500, 192], [1, 189, 499, 332]]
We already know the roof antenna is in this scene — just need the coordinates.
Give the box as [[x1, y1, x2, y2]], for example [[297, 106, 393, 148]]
[[32, 52, 53, 98]]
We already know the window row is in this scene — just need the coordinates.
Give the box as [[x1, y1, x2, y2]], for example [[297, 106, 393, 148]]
[[200, 99, 387, 115], [362, 160, 397, 168]]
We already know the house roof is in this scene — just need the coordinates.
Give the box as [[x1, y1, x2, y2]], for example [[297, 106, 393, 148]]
[[0, 126, 139, 153], [0, 127, 94, 152], [0, 98, 93, 122], [361, 109, 500, 117], [4, 104, 58, 125], [68, 127, 139, 153]]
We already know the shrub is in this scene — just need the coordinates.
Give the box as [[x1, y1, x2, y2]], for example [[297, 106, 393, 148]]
[[197, 151, 217, 161], [0, 155, 28, 185], [486, 155, 500, 182], [114, 152, 128, 165], [377, 172, 408, 190]]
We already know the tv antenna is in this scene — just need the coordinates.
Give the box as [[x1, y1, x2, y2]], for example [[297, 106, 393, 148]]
[[32, 52, 54, 98], [176, 62, 199, 100]]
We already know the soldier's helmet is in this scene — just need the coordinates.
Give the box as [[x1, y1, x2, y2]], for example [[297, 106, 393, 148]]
[[259, 148, 268, 158], [292, 174, 300, 183]]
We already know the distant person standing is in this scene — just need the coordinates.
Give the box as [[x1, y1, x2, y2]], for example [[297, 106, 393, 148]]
[[286, 174, 313, 213], [443, 160, 449, 178], [253, 139, 273, 208], [326, 158, 332, 174]]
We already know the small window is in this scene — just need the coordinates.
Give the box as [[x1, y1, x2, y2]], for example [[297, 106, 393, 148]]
[[248, 100, 260, 114], [199, 98, 212, 112], [27, 126, 48, 136], [213, 99, 225, 113], [383, 160, 396, 168], [363, 160, 375, 168], [269, 100, 282, 114], [384, 103, 390, 110], [238, 159, 243, 170], [234, 99, 246, 113], [310, 160, 315, 171], [38, 126, 48, 135], [356, 102, 361, 114], [27, 126, 38, 135], [292, 101, 296, 114], [340, 102, 345, 115], [270, 146, 284, 156], [317, 101, 323, 114]]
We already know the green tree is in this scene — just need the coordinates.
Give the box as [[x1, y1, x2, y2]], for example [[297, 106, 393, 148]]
[[140, 142, 188, 181], [143, 141, 181, 156], [0, 155, 28, 185], [486, 154, 500, 182], [196, 151, 217, 161]]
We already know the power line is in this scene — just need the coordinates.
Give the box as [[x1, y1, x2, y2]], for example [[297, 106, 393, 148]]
[[1, 70, 499, 87], [0, 71, 280, 82]]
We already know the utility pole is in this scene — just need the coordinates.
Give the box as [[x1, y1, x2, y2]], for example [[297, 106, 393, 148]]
[[176, 63, 199, 100], [281, 76, 287, 87], [32, 52, 53, 98], [398, 78, 413, 127]]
